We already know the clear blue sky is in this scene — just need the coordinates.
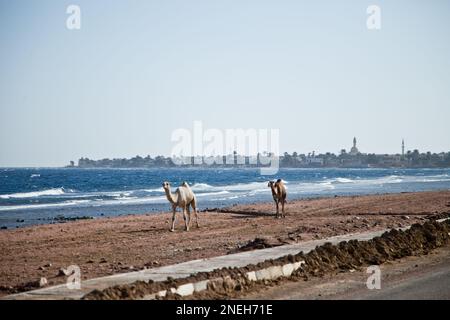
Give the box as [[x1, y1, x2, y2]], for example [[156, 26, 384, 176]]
[[1, 0, 449, 167]]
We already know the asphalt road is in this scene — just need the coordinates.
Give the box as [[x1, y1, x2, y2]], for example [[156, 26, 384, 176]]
[[244, 245, 450, 300], [352, 266, 450, 300]]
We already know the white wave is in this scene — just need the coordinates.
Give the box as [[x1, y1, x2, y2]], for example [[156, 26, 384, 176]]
[[0, 190, 232, 212], [190, 183, 213, 191], [0, 200, 90, 211], [302, 174, 450, 190], [104, 173, 448, 199], [334, 178, 354, 183], [113, 196, 138, 201], [110, 196, 167, 205], [420, 177, 450, 183], [196, 190, 230, 197], [30, 174, 40, 178], [377, 175, 403, 183], [143, 187, 164, 193], [191, 181, 268, 193], [142, 181, 270, 194], [220, 194, 245, 200], [0, 188, 68, 199]]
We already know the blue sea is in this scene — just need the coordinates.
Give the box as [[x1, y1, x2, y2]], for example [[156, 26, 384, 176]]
[[1, 167, 450, 229]]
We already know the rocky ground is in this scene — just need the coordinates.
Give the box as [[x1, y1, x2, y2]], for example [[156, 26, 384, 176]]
[[1, 190, 449, 296]]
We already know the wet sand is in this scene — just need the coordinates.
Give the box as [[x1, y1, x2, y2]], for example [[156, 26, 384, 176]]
[[0, 190, 449, 296]]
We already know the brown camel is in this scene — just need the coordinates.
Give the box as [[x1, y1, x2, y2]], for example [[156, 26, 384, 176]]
[[268, 179, 287, 218]]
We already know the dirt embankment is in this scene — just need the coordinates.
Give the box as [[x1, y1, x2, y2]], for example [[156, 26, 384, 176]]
[[83, 219, 450, 300], [1, 190, 450, 296]]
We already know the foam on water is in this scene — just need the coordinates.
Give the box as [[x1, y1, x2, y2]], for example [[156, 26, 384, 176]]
[[0, 199, 90, 211], [0, 187, 69, 199]]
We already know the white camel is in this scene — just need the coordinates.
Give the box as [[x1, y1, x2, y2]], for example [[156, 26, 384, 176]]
[[162, 181, 199, 232]]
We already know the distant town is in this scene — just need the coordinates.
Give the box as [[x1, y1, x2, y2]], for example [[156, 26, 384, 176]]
[[70, 138, 450, 168]]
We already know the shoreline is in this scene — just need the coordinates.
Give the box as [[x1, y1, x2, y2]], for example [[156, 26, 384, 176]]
[[2, 188, 450, 230], [1, 190, 449, 296]]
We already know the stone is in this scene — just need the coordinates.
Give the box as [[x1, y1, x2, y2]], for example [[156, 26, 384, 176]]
[[176, 283, 195, 296], [266, 266, 283, 279], [39, 277, 48, 287], [246, 271, 257, 281], [281, 263, 295, 276], [255, 268, 271, 281], [293, 261, 305, 271], [157, 290, 167, 297], [193, 280, 209, 292]]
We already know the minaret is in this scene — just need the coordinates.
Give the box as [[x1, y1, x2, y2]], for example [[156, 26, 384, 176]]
[[402, 139, 405, 158], [350, 137, 359, 155]]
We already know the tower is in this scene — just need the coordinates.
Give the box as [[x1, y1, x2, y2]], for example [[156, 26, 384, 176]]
[[350, 137, 359, 155], [402, 139, 405, 158]]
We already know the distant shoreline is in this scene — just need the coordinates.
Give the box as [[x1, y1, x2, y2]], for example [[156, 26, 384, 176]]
[[2, 165, 450, 169]]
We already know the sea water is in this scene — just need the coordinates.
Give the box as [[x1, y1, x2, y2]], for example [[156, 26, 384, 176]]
[[1, 167, 449, 229]]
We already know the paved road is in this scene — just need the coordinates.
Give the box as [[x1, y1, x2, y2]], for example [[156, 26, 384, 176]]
[[353, 266, 450, 300], [244, 246, 450, 300]]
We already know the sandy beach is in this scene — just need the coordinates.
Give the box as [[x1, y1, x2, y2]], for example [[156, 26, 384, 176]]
[[1, 190, 449, 296]]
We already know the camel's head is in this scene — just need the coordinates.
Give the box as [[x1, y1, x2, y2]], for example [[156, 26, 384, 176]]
[[268, 181, 275, 188], [162, 181, 171, 190]]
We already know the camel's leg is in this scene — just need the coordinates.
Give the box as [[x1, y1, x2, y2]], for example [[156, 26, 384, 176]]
[[275, 201, 280, 218], [182, 206, 189, 231], [190, 199, 199, 228], [281, 200, 285, 218], [170, 205, 177, 232], [186, 205, 191, 229]]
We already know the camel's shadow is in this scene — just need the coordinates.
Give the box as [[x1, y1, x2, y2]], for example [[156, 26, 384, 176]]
[[217, 209, 276, 218]]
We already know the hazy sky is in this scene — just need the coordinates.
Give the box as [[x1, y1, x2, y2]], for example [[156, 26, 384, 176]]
[[1, 0, 449, 167]]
